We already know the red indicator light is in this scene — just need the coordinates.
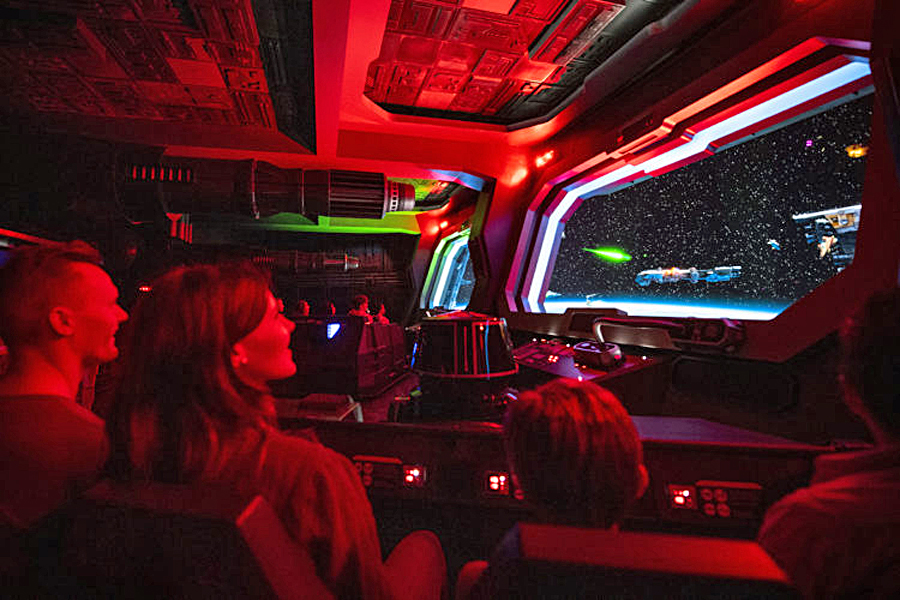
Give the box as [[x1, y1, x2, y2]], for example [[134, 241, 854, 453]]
[[667, 484, 697, 509], [485, 471, 510, 495], [402, 465, 426, 488], [138, 285, 152, 293]]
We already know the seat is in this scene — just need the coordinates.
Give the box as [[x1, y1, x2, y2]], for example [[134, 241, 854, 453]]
[[469, 523, 799, 599], [1, 510, 34, 599], [30, 480, 334, 600]]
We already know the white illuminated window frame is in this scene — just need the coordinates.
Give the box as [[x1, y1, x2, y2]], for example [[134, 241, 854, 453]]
[[421, 229, 472, 309], [524, 59, 872, 312]]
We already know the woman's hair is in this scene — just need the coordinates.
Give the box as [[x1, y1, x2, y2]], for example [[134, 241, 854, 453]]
[[504, 379, 644, 528], [840, 288, 900, 438], [107, 261, 275, 483]]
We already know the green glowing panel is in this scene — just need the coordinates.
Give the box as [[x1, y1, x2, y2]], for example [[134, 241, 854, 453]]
[[247, 212, 421, 235]]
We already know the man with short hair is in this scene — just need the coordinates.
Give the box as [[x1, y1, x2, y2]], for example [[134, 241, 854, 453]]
[[348, 293, 373, 323], [0, 241, 128, 527], [758, 288, 900, 599]]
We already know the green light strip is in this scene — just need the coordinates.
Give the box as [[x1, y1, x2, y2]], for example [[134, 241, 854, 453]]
[[242, 212, 422, 235]]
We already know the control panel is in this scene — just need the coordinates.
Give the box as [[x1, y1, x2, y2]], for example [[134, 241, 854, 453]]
[[513, 338, 662, 381], [666, 481, 763, 521], [512, 339, 670, 414], [295, 418, 827, 537]]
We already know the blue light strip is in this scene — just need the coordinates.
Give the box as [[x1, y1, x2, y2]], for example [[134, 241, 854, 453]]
[[525, 60, 871, 310], [431, 233, 469, 308]]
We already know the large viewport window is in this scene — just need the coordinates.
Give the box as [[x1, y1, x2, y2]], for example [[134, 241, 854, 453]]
[[545, 93, 873, 320]]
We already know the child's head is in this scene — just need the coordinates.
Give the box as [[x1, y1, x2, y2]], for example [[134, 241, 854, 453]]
[[504, 379, 648, 528]]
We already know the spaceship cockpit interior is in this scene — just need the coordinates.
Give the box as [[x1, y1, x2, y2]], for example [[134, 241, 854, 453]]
[[2, 0, 900, 597]]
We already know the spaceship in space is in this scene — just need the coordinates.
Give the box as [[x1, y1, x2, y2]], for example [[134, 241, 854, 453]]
[[792, 204, 860, 271], [635, 265, 742, 286]]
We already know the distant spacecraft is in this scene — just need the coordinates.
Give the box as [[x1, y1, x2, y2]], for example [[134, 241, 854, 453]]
[[767, 239, 781, 250], [845, 144, 868, 158], [818, 234, 838, 258], [635, 265, 742, 286]]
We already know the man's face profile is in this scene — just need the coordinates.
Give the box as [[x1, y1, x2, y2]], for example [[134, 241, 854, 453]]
[[60, 263, 128, 365]]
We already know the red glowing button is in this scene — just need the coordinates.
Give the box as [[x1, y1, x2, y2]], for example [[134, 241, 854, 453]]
[[485, 471, 510, 495], [403, 465, 426, 488], [667, 484, 697, 509]]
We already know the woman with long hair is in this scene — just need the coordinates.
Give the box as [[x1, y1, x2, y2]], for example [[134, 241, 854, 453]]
[[106, 262, 445, 600]]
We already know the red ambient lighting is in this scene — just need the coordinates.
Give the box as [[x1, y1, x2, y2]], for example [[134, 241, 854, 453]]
[[485, 471, 510, 495], [403, 465, 426, 488], [535, 150, 555, 168]]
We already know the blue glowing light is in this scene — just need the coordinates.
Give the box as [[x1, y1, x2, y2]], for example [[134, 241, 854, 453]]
[[327, 323, 341, 339]]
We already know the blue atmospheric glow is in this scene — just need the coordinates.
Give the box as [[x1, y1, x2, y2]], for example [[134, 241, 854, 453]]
[[525, 60, 872, 312], [543, 297, 786, 320], [326, 323, 341, 339], [430, 232, 469, 308]]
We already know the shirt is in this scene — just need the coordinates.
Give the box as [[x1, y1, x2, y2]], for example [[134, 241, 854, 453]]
[[202, 427, 393, 600], [757, 444, 900, 599], [0, 395, 108, 528]]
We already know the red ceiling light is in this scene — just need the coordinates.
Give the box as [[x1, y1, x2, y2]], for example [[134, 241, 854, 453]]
[[535, 150, 555, 168], [439, 220, 449, 229]]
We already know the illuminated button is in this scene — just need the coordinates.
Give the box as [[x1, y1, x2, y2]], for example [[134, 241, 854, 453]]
[[714, 488, 728, 503], [402, 465, 426, 488], [700, 488, 713, 501], [667, 485, 696, 509], [703, 503, 716, 516], [716, 503, 731, 518], [485, 471, 510, 495]]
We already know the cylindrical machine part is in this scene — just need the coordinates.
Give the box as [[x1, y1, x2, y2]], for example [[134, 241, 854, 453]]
[[131, 157, 416, 220], [252, 251, 361, 273]]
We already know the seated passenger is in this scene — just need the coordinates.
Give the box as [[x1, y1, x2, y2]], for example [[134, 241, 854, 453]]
[[758, 289, 900, 600], [106, 262, 445, 600], [374, 303, 390, 325], [0, 241, 127, 527], [348, 293, 373, 323], [460, 379, 648, 599]]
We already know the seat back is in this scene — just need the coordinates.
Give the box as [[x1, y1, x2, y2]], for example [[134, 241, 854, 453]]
[[33, 481, 333, 600], [497, 524, 798, 599]]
